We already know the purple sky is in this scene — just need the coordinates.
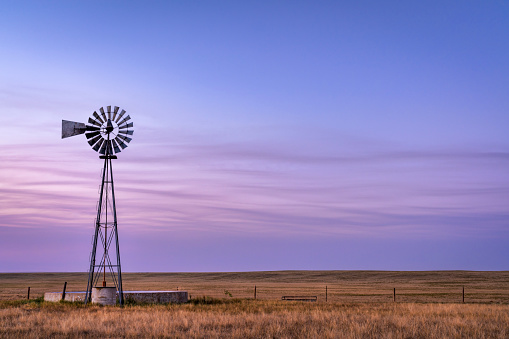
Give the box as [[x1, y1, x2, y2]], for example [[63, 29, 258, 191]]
[[1, 1, 508, 272]]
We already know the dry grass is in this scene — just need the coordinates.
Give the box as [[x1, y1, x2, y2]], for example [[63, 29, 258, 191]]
[[2, 271, 509, 303], [1, 271, 509, 338], [1, 299, 508, 338]]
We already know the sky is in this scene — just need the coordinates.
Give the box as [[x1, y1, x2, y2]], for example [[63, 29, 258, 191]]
[[0, 1, 508, 272]]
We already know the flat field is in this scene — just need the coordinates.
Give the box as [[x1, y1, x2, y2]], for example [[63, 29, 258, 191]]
[[1, 271, 508, 338], [1, 270, 508, 303]]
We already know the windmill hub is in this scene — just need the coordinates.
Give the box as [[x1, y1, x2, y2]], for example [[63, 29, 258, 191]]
[[105, 119, 114, 133]]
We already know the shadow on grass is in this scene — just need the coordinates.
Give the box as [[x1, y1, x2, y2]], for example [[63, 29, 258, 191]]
[[0, 297, 92, 309], [0, 296, 45, 307], [0, 296, 251, 309], [189, 296, 244, 305]]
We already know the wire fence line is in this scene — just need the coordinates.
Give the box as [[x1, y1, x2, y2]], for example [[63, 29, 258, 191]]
[[187, 285, 509, 304]]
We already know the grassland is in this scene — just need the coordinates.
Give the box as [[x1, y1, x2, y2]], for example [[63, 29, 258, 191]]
[[2, 270, 508, 303], [1, 299, 509, 338], [1, 271, 509, 338]]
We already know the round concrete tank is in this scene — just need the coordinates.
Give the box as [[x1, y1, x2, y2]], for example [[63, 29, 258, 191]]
[[91, 287, 116, 305]]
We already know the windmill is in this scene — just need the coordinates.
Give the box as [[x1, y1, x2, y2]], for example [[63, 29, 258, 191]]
[[62, 106, 133, 305]]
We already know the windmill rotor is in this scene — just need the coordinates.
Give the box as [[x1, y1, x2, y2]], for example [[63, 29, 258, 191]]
[[61, 106, 134, 156]]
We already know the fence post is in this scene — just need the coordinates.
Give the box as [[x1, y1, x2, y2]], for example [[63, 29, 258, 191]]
[[61, 282, 67, 301], [254, 285, 257, 299], [462, 286, 464, 303], [393, 288, 396, 302], [326, 286, 328, 302], [27, 287, 30, 300]]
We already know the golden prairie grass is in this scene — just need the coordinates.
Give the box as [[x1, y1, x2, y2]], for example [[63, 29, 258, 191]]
[[2, 271, 509, 303], [1, 299, 509, 338], [1, 271, 509, 338]]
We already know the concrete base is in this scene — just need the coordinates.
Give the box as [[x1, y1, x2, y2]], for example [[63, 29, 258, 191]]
[[92, 287, 116, 305], [44, 290, 188, 304], [44, 291, 86, 302]]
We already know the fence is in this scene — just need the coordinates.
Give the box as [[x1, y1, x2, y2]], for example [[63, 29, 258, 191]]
[[189, 284, 509, 304], [3, 272, 509, 304]]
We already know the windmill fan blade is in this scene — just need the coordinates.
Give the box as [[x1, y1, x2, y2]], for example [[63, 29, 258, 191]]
[[107, 106, 111, 120], [112, 106, 119, 121], [118, 129, 134, 135], [88, 117, 101, 127], [118, 115, 131, 125], [112, 139, 121, 153], [88, 134, 102, 146], [99, 107, 107, 121], [115, 110, 126, 123], [62, 120, 86, 139], [115, 136, 128, 149], [119, 122, 133, 129], [85, 131, 100, 139], [107, 140, 113, 155], [99, 140, 108, 155], [105, 140, 113, 155], [93, 112, 104, 124], [93, 138, 104, 152], [118, 135, 132, 143], [86, 125, 100, 131]]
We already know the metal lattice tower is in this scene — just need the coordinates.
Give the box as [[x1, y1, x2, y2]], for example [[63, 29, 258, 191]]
[[61, 106, 134, 305]]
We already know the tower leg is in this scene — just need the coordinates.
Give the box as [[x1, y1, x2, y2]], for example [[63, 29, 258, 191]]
[[109, 157, 124, 305]]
